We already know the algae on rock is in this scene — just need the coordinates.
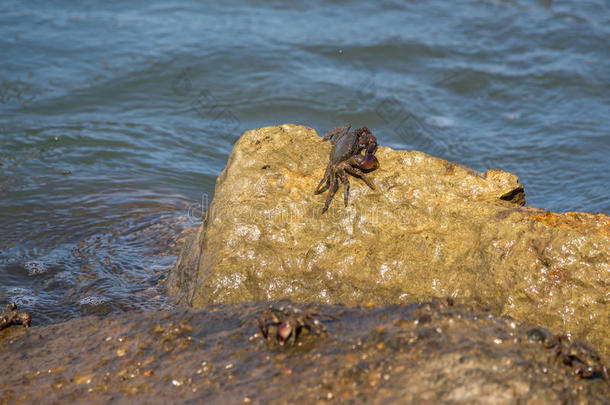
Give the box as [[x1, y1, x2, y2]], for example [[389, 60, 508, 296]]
[[168, 124, 610, 357]]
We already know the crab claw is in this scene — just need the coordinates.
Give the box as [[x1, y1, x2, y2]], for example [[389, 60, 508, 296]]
[[277, 321, 293, 345], [359, 153, 379, 171], [352, 153, 379, 171]]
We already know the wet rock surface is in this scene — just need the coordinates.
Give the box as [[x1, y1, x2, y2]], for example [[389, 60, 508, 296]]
[[168, 124, 610, 358], [1, 301, 608, 404]]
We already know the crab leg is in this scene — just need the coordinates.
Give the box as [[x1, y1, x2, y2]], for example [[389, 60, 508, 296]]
[[314, 164, 332, 194], [339, 170, 350, 207], [344, 165, 376, 190], [322, 172, 340, 213]]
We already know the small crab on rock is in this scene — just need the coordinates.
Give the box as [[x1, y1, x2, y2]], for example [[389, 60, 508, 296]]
[[544, 334, 609, 383], [0, 303, 31, 330], [314, 124, 379, 213], [258, 303, 337, 346]]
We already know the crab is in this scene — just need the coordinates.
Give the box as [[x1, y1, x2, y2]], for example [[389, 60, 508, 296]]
[[0, 303, 31, 330], [314, 124, 379, 213], [258, 303, 336, 346], [544, 334, 609, 382]]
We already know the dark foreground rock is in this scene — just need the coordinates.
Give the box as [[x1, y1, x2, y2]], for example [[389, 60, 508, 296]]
[[168, 124, 610, 359], [1, 301, 608, 404]]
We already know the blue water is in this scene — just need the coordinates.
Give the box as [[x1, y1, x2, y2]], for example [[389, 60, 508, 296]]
[[1, 0, 609, 325]]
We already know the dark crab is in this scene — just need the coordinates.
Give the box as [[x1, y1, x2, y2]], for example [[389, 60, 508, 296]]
[[0, 303, 31, 330], [314, 124, 379, 213], [544, 334, 609, 382], [258, 303, 336, 346]]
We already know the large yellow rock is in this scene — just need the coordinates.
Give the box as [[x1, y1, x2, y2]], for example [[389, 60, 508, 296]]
[[168, 124, 609, 356]]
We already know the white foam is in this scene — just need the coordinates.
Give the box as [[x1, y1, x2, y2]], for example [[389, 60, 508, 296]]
[[79, 296, 108, 306], [25, 261, 49, 276], [502, 112, 520, 121], [425, 116, 454, 128]]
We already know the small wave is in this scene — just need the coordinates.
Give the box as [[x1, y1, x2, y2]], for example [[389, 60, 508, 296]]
[[425, 116, 454, 129], [502, 112, 521, 121], [5, 287, 39, 306]]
